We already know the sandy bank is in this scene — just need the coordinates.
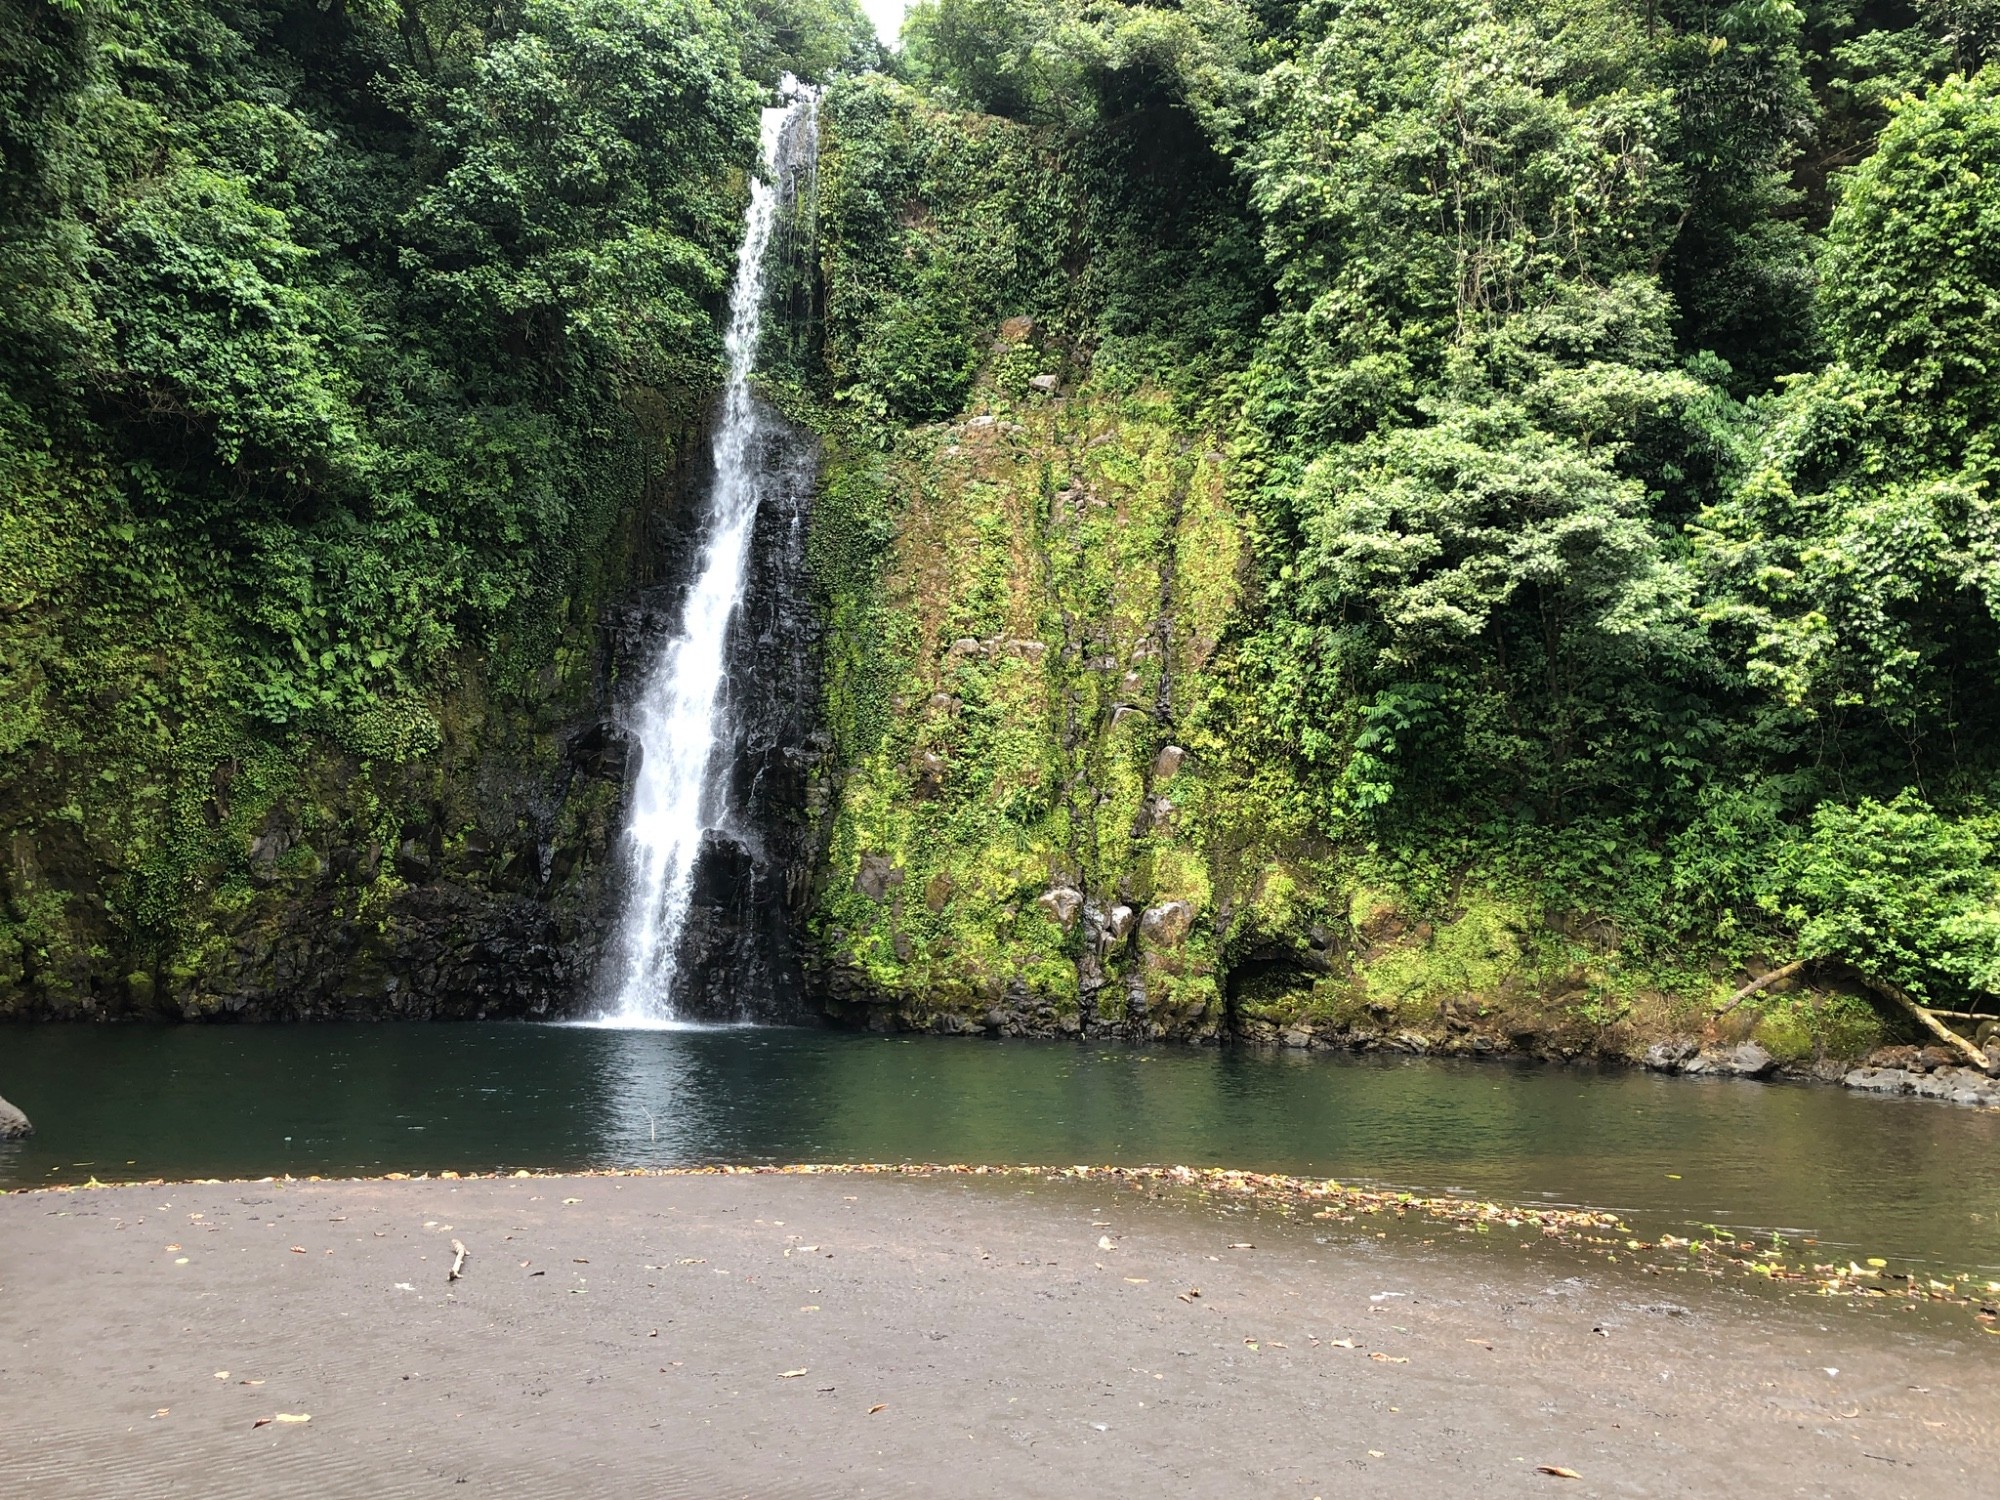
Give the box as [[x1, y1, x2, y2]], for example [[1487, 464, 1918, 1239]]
[[3, 1170, 1996, 1497]]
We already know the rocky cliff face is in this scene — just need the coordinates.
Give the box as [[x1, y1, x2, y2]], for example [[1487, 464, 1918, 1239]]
[[600, 401, 826, 1025], [805, 335, 1258, 1043], [0, 397, 710, 1021]]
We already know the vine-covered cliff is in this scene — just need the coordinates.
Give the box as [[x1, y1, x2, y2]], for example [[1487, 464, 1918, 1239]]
[[9, 0, 2000, 1071], [0, 0, 872, 1015], [797, 1, 2000, 1067]]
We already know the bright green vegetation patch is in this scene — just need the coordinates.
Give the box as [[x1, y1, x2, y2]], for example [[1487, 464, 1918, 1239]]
[[800, 4, 2000, 1056]]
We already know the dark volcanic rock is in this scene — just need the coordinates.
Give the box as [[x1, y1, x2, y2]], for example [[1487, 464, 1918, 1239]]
[[1643, 1039, 1700, 1071], [596, 400, 825, 1026]]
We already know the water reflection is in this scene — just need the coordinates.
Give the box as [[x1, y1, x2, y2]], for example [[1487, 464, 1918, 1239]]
[[3, 1024, 1999, 1271]]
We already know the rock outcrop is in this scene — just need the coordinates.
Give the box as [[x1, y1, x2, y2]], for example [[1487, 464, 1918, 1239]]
[[0, 1093, 30, 1138]]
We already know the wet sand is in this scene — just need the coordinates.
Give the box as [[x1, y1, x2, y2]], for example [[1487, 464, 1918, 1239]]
[[2, 1171, 1995, 1498]]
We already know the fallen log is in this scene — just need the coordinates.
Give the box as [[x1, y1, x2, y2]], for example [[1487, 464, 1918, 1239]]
[[1854, 973, 1990, 1071], [1712, 959, 1809, 1020]]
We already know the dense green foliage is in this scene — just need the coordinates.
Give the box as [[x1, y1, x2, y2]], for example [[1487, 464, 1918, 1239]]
[[803, 0, 2000, 1038], [0, 0, 869, 1007], [11, 0, 2000, 1037]]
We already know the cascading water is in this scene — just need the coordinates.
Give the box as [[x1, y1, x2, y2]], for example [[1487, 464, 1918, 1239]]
[[595, 80, 819, 1028]]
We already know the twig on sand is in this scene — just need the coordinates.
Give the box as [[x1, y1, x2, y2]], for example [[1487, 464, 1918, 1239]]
[[449, 1239, 468, 1282]]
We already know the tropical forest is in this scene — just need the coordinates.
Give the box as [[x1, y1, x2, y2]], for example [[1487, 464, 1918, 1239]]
[[9, 1, 2000, 1490]]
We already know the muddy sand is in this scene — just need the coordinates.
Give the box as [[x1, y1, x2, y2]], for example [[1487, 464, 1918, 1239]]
[[2, 1170, 1995, 1498]]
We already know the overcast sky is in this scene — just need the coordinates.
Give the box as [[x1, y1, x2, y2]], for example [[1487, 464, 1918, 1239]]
[[861, 0, 909, 45]]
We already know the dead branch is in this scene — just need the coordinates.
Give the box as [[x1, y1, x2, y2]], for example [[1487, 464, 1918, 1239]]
[[1854, 973, 1991, 1071], [1712, 958, 1808, 1019]]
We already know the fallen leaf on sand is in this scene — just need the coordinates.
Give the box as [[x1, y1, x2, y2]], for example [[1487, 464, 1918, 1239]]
[[1536, 1465, 1581, 1479], [869, 1404, 887, 1414], [239, 1380, 264, 1387], [290, 1246, 306, 1254], [1466, 1339, 1494, 1350], [1098, 1236, 1116, 1250], [562, 1198, 581, 1205], [253, 1414, 312, 1428], [1228, 1243, 1255, 1250], [1124, 1278, 1149, 1284], [213, 1371, 229, 1380], [1327, 1338, 1357, 1349], [1369, 1353, 1408, 1364], [1368, 1450, 1384, 1458], [1177, 1288, 1202, 1303], [779, 1369, 809, 1379]]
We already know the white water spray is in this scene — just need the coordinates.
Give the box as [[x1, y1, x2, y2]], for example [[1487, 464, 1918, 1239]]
[[596, 80, 818, 1027]]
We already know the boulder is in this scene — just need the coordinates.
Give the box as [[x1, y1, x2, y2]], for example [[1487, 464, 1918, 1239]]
[[854, 854, 904, 902], [0, 1093, 30, 1139], [1914, 1067, 2000, 1105], [1105, 905, 1136, 943], [1842, 1066, 1918, 1094], [1715, 1041, 1778, 1077], [1643, 1039, 1699, 1072], [1139, 901, 1196, 948], [1037, 886, 1084, 929], [1863, 1045, 1924, 1072], [1028, 373, 1060, 393], [1152, 745, 1186, 782]]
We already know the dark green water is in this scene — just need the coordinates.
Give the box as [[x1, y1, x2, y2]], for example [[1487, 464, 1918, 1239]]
[[5, 1023, 1999, 1272]]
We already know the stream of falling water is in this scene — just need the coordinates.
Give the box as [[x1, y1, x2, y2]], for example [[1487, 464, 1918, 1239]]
[[595, 80, 818, 1028]]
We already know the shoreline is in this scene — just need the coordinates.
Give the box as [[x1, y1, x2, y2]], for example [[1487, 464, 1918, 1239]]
[[13, 1161, 2000, 1326], [5, 1169, 1997, 1497], [8, 1006, 2000, 1112]]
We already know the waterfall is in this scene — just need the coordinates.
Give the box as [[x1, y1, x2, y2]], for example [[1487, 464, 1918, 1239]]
[[595, 79, 819, 1028]]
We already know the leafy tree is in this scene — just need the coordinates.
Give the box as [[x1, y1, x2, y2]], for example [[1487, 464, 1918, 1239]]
[[1777, 793, 2000, 1000], [1819, 65, 2000, 469]]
